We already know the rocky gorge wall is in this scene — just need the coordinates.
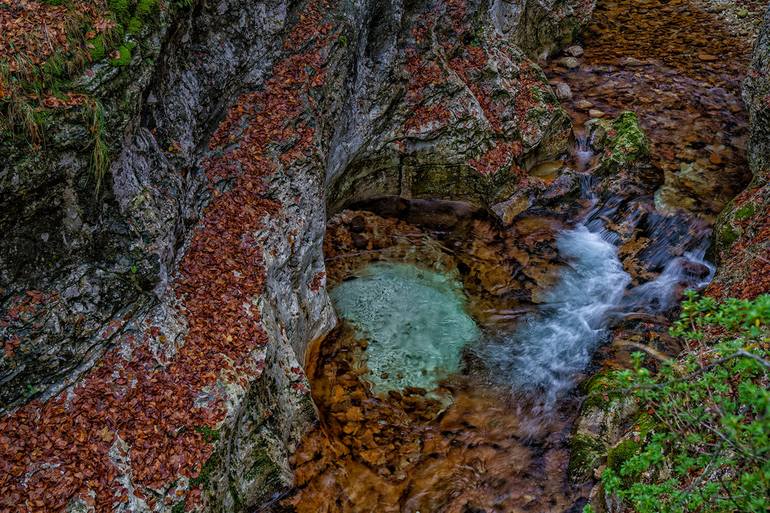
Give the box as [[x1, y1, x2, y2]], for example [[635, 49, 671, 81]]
[[0, 1, 595, 511], [711, 4, 770, 299]]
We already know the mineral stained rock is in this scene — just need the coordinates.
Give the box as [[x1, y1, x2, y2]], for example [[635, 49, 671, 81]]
[[0, 0, 595, 511]]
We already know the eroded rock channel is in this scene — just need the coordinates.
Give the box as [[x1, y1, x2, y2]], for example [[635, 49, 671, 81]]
[[283, 1, 761, 512], [285, 174, 713, 512], [0, 0, 767, 512]]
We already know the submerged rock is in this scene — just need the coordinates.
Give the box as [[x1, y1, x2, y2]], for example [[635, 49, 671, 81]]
[[560, 56, 581, 69], [566, 45, 585, 57], [555, 81, 574, 99], [331, 263, 479, 393]]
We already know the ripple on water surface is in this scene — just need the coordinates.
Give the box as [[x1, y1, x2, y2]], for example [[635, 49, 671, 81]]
[[330, 262, 479, 392]]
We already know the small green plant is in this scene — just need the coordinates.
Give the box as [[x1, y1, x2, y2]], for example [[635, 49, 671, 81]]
[[195, 425, 220, 443], [591, 293, 770, 513], [6, 95, 40, 143], [87, 99, 110, 193]]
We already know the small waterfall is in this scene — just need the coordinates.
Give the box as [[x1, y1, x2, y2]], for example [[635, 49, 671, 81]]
[[478, 225, 630, 407], [573, 129, 595, 172], [620, 243, 715, 314], [477, 223, 714, 409]]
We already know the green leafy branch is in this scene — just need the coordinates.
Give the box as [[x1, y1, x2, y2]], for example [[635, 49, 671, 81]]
[[586, 293, 770, 513]]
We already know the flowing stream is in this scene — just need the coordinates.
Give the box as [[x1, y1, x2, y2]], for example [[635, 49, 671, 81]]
[[478, 225, 631, 406], [477, 222, 715, 410], [285, 0, 753, 510]]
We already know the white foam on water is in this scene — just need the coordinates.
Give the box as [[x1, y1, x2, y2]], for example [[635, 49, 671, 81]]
[[478, 225, 631, 406], [478, 222, 715, 409]]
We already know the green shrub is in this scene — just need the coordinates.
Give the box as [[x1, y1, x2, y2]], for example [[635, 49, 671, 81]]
[[591, 293, 770, 513]]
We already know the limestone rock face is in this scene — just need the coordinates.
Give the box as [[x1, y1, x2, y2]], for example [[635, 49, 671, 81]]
[[0, 0, 294, 411], [711, 5, 770, 300], [325, 0, 580, 213], [490, 0, 596, 58], [0, 0, 594, 511]]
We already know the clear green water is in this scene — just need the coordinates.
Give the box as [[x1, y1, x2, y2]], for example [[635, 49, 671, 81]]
[[330, 262, 480, 393]]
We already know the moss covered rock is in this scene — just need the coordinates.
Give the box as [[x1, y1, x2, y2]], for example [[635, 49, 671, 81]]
[[588, 111, 650, 174], [569, 433, 606, 482]]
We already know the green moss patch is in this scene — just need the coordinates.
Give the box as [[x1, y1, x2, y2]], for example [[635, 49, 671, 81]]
[[195, 425, 220, 443], [598, 111, 650, 173], [735, 203, 756, 221], [190, 451, 221, 489], [569, 434, 606, 482], [607, 439, 640, 474], [717, 223, 741, 251], [110, 44, 135, 66]]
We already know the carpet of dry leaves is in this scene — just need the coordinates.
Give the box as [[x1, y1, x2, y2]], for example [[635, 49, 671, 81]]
[[0, 2, 336, 511]]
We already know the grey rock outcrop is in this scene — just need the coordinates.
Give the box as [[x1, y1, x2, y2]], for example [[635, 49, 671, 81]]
[[0, 0, 595, 511], [743, 5, 770, 183]]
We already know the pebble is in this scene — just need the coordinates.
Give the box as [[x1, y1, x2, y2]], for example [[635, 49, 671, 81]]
[[559, 57, 580, 69], [565, 45, 584, 57], [575, 99, 594, 110], [588, 109, 606, 119], [620, 56, 645, 67], [555, 82, 573, 100], [697, 52, 718, 62]]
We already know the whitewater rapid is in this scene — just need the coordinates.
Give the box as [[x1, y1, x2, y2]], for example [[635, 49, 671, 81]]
[[478, 222, 714, 407]]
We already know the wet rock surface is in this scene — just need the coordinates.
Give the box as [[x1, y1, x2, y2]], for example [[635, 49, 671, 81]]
[[545, 0, 757, 218], [0, 0, 595, 511], [325, 1, 580, 211]]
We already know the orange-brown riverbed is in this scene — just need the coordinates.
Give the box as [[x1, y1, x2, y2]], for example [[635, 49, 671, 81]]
[[280, 1, 759, 512]]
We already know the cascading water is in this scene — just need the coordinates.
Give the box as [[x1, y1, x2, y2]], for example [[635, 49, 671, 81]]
[[478, 219, 714, 409], [573, 129, 595, 172], [478, 225, 631, 407], [620, 244, 715, 314]]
